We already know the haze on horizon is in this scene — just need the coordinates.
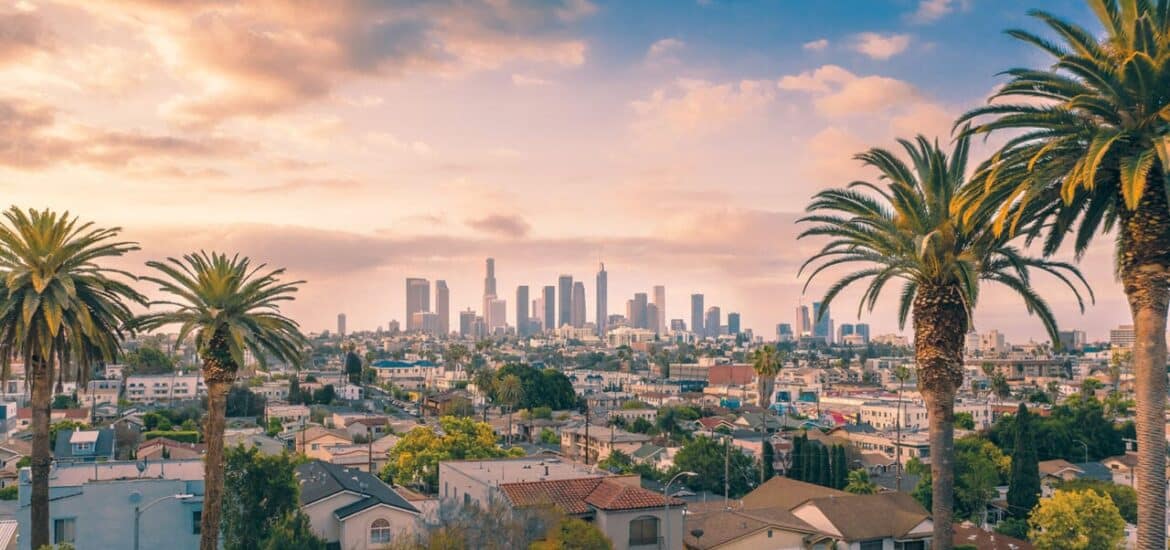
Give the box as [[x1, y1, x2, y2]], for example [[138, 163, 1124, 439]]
[[1, 0, 1128, 339]]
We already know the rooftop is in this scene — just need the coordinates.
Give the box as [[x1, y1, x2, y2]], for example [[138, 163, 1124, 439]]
[[440, 456, 604, 486], [500, 476, 681, 515], [296, 460, 419, 518], [30, 458, 205, 487]]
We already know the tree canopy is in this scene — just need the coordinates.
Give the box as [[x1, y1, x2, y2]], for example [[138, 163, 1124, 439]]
[[381, 416, 523, 492], [1029, 489, 1125, 550]]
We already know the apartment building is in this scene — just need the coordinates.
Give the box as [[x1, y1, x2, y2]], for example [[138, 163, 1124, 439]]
[[124, 373, 205, 403]]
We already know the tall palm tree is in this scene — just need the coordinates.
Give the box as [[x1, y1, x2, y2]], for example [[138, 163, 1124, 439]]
[[497, 374, 523, 446], [751, 344, 782, 483], [798, 134, 1091, 549], [0, 208, 144, 549], [134, 252, 307, 550], [893, 364, 911, 491], [956, 3, 1170, 544]]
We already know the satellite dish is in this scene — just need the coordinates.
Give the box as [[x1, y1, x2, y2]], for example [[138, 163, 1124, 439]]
[[136, 459, 148, 477]]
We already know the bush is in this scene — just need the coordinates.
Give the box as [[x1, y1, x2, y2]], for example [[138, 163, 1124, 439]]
[[0, 486, 16, 500], [144, 430, 199, 443]]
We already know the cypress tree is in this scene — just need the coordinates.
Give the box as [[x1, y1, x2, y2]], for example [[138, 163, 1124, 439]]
[[816, 444, 831, 487], [1008, 403, 1040, 519], [762, 437, 776, 481], [802, 436, 816, 482], [790, 433, 804, 480], [832, 445, 849, 489]]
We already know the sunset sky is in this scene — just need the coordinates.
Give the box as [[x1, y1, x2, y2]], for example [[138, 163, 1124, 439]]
[[2, 0, 1128, 340]]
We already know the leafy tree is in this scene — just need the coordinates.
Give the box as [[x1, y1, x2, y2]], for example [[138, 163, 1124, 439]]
[[260, 511, 325, 550], [954, 436, 1007, 525], [620, 400, 650, 410], [844, 469, 878, 494], [0, 208, 145, 549], [225, 386, 266, 418], [1029, 489, 1125, 550], [1056, 478, 1137, 524], [344, 350, 362, 385], [799, 133, 1088, 548], [955, 412, 976, 430], [959, 2, 1170, 545], [0, 485, 16, 500], [788, 433, 806, 481], [125, 346, 175, 375], [995, 518, 1029, 541], [628, 417, 654, 434], [491, 364, 576, 410], [135, 252, 307, 550], [498, 374, 523, 445], [531, 517, 613, 550], [597, 450, 635, 474], [673, 436, 755, 498], [222, 445, 302, 550], [988, 395, 1129, 463], [311, 384, 335, 405], [267, 417, 282, 437], [1008, 404, 1040, 520], [761, 438, 775, 482], [381, 416, 522, 492], [539, 428, 559, 445], [831, 445, 848, 490]]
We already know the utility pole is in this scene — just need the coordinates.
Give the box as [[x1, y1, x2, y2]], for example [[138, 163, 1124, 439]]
[[724, 435, 730, 508], [584, 406, 591, 465]]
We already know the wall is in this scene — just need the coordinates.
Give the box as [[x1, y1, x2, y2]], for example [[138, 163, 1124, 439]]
[[593, 507, 683, 550], [304, 492, 362, 543], [337, 503, 420, 550]]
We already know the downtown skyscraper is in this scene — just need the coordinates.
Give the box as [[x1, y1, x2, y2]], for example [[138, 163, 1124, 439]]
[[572, 281, 586, 328], [542, 286, 556, 332], [691, 294, 704, 336], [558, 275, 573, 329], [795, 305, 811, 337], [813, 301, 832, 344], [482, 258, 497, 323], [516, 285, 530, 337], [653, 285, 666, 334], [337, 313, 346, 337], [435, 280, 449, 335], [405, 278, 429, 331], [595, 263, 607, 336]]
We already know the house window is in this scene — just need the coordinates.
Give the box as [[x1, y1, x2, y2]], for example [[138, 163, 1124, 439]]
[[895, 541, 926, 550], [193, 510, 202, 535], [370, 518, 392, 544], [53, 518, 76, 544], [859, 540, 883, 550], [628, 516, 659, 546]]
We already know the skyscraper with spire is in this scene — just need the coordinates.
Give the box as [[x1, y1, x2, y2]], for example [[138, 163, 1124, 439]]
[[482, 258, 497, 324], [596, 263, 608, 336]]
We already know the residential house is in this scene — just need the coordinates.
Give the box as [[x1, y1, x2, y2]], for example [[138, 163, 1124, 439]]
[[339, 384, 365, 401], [297, 460, 420, 549], [952, 522, 1033, 550], [17, 459, 204, 550], [370, 360, 440, 385], [53, 429, 115, 463], [13, 407, 89, 433], [81, 379, 122, 406], [124, 373, 205, 403], [137, 437, 206, 460], [0, 440, 30, 488], [1102, 453, 1139, 488], [421, 390, 473, 417], [223, 431, 286, 456], [294, 426, 354, 461], [345, 418, 391, 441], [253, 381, 290, 401], [560, 424, 651, 463], [266, 404, 310, 425]]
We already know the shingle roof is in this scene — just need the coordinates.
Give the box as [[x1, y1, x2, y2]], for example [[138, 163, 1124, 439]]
[[500, 477, 682, 514], [683, 507, 819, 549], [53, 429, 115, 460], [295, 460, 419, 517], [739, 476, 848, 510], [953, 522, 1034, 550], [801, 492, 929, 541]]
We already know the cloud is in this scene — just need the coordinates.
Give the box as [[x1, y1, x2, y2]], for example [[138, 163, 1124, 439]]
[[0, 12, 53, 64], [466, 214, 532, 238], [646, 38, 685, 65], [631, 78, 775, 138], [907, 0, 969, 24], [851, 32, 911, 60], [777, 65, 919, 116], [233, 178, 363, 195], [511, 73, 551, 86], [802, 39, 829, 52]]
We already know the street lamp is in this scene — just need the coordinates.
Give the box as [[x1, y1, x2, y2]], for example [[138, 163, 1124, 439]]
[[664, 471, 697, 550], [134, 493, 194, 550], [1073, 439, 1089, 464]]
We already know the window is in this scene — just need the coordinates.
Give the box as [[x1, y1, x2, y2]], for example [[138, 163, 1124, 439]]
[[859, 540, 884, 550], [193, 510, 202, 535], [53, 518, 76, 544], [895, 541, 926, 550], [628, 516, 659, 546], [370, 518, 392, 544]]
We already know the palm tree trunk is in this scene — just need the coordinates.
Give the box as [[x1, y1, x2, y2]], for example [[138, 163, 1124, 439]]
[[914, 284, 967, 550], [29, 359, 52, 550], [200, 378, 230, 550]]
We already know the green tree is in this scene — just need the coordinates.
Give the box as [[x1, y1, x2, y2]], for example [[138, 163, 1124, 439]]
[[225, 386, 266, 418], [1008, 404, 1040, 520], [260, 511, 325, 550], [125, 346, 175, 375], [381, 416, 522, 492], [344, 350, 362, 386], [789, 433, 806, 481], [831, 445, 848, 490], [954, 412, 976, 430], [531, 517, 613, 550], [844, 469, 878, 494], [799, 135, 1088, 548], [1029, 489, 1125, 550], [954, 436, 1007, 525], [539, 428, 559, 445], [0, 208, 145, 549], [672, 436, 755, 498], [222, 445, 301, 550], [1056, 478, 1138, 524], [751, 344, 782, 484], [135, 252, 307, 550], [597, 450, 634, 474], [497, 374, 523, 446], [958, 3, 1170, 545]]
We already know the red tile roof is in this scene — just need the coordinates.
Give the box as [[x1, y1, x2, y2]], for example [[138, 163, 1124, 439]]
[[500, 477, 682, 514]]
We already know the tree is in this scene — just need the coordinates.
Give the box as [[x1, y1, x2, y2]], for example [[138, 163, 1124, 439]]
[[497, 374, 523, 446], [751, 344, 781, 484], [954, 412, 976, 430], [954, 436, 1007, 525], [135, 252, 307, 550], [597, 450, 635, 474], [1056, 478, 1138, 524], [225, 386, 266, 418], [539, 428, 559, 445], [673, 436, 755, 498], [260, 511, 325, 550], [222, 445, 302, 550], [48, 420, 89, 444], [761, 437, 776, 481], [831, 445, 848, 490], [1008, 404, 1040, 520], [125, 346, 175, 375], [788, 433, 806, 481], [799, 135, 1089, 549], [1029, 489, 1125, 550], [844, 469, 878, 494], [381, 416, 522, 492], [0, 208, 145, 550], [531, 517, 613, 550], [958, 3, 1170, 545], [311, 384, 335, 405], [344, 350, 362, 385]]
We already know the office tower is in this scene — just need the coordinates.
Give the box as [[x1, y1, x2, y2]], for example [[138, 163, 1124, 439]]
[[571, 282, 586, 328], [487, 298, 507, 331], [482, 258, 497, 324], [854, 323, 870, 343], [727, 312, 741, 336], [812, 302, 832, 343], [533, 298, 544, 327], [405, 278, 430, 331], [542, 286, 556, 332], [435, 280, 449, 336], [388, 320, 400, 334], [646, 304, 659, 334], [459, 309, 477, 338], [795, 305, 811, 337], [516, 286, 530, 337], [777, 323, 793, 342], [596, 263, 608, 336], [625, 299, 635, 325], [837, 323, 854, 344], [690, 294, 704, 335], [632, 292, 648, 329], [412, 311, 440, 335], [670, 319, 687, 332], [704, 306, 721, 337], [472, 316, 488, 339], [337, 313, 346, 337], [653, 285, 666, 334], [558, 275, 573, 329]]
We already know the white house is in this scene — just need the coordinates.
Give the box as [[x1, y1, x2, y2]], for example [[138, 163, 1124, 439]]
[[297, 460, 420, 549]]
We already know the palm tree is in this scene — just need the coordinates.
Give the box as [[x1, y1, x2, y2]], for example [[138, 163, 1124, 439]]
[[798, 134, 1091, 549], [751, 345, 781, 483], [497, 374, 523, 446], [0, 207, 144, 549], [956, 4, 1170, 544], [134, 252, 307, 550], [893, 364, 911, 491], [844, 468, 879, 495]]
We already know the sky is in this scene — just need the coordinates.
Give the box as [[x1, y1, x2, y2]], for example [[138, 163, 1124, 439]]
[[1, 0, 1131, 340]]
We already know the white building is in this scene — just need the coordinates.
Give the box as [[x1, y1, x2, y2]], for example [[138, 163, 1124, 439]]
[[124, 373, 205, 403], [298, 460, 420, 549], [339, 384, 364, 401]]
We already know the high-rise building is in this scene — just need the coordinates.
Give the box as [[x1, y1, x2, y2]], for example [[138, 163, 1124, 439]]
[[337, 313, 346, 337], [704, 306, 721, 338], [405, 278, 430, 331], [646, 303, 659, 334], [488, 298, 507, 331], [411, 311, 440, 335], [571, 282, 586, 328], [854, 323, 870, 343], [459, 309, 477, 338], [727, 312, 741, 336], [777, 323, 793, 342], [558, 275, 573, 329], [542, 286, 556, 332], [388, 320, 400, 334], [812, 302, 831, 344], [596, 263, 608, 336], [1058, 329, 1085, 352], [435, 280, 449, 335], [837, 323, 854, 344], [653, 285, 666, 334], [690, 294, 704, 335], [483, 258, 497, 326], [632, 293, 648, 329], [516, 286, 530, 337], [795, 305, 811, 337], [533, 298, 544, 327], [670, 319, 687, 332]]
